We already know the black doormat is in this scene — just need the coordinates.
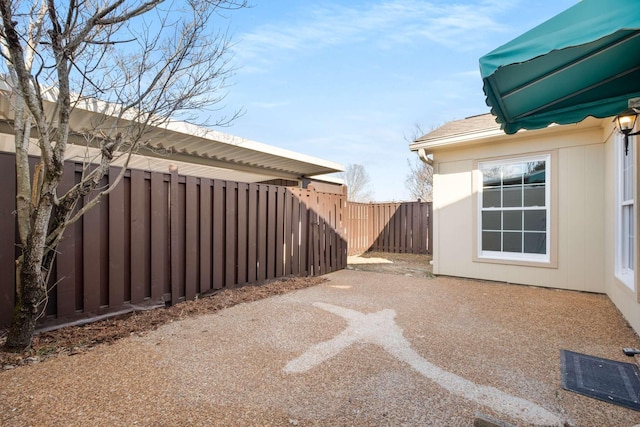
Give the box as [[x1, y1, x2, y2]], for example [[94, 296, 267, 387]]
[[561, 350, 640, 411]]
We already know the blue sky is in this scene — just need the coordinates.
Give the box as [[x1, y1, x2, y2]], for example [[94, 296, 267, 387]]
[[220, 0, 578, 201]]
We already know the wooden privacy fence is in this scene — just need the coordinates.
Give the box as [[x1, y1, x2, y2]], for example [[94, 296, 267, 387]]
[[0, 152, 347, 328], [347, 201, 432, 256]]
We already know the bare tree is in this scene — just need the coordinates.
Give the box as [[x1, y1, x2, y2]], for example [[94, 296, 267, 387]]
[[0, 0, 247, 350], [404, 124, 433, 202], [341, 163, 373, 202], [405, 157, 433, 201]]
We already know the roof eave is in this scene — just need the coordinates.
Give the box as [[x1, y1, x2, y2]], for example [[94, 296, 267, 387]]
[[409, 127, 506, 152], [409, 116, 607, 153]]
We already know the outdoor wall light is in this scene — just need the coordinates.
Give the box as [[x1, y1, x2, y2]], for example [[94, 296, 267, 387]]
[[615, 108, 640, 155]]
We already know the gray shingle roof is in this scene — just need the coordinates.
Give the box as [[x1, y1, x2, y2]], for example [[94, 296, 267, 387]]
[[414, 113, 499, 143]]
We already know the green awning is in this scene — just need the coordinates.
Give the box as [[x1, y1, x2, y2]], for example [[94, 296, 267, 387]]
[[480, 0, 640, 134]]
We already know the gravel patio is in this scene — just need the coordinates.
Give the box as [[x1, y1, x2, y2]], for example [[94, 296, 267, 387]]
[[2, 268, 640, 426]]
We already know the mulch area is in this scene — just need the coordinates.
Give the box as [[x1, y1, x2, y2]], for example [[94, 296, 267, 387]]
[[0, 276, 326, 370]]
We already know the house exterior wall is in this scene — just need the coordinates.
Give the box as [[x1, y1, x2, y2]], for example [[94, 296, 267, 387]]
[[602, 121, 640, 333], [432, 125, 606, 293]]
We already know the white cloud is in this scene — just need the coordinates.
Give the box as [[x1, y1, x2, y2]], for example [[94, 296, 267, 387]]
[[233, 0, 514, 70]]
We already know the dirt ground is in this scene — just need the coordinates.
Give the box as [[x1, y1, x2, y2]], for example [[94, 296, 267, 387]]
[[0, 276, 327, 370], [347, 251, 433, 278], [0, 253, 431, 369], [3, 264, 640, 426], [3, 254, 640, 426]]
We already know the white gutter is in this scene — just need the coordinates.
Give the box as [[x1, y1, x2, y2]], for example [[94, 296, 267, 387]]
[[416, 148, 433, 165]]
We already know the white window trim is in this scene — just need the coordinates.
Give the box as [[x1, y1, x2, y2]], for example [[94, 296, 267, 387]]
[[477, 154, 551, 264], [615, 132, 635, 290]]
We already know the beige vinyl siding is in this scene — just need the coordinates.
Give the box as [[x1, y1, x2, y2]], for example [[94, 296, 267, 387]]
[[423, 116, 640, 336], [431, 126, 606, 293], [558, 144, 605, 293], [432, 160, 474, 278]]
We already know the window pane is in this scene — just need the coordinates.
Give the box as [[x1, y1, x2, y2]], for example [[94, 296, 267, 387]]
[[503, 186, 522, 207], [502, 164, 523, 185], [482, 211, 501, 230], [623, 205, 634, 269], [524, 184, 545, 207], [630, 206, 635, 270], [623, 142, 634, 201], [524, 232, 546, 254], [503, 210, 522, 230], [524, 210, 546, 231], [479, 156, 550, 261], [483, 188, 501, 208], [525, 161, 546, 183], [482, 166, 502, 187], [482, 231, 501, 251], [503, 232, 522, 253]]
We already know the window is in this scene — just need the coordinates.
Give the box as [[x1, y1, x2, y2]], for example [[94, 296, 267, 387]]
[[478, 155, 550, 263], [616, 132, 634, 290]]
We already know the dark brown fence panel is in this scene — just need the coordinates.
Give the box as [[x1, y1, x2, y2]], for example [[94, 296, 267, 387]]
[[150, 172, 167, 301], [0, 153, 15, 327], [237, 182, 248, 286], [212, 179, 224, 290], [109, 167, 127, 310], [266, 186, 276, 279], [347, 201, 432, 256], [169, 171, 181, 305], [283, 189, 293, 276], [247, 184, 258, 283], [293, 185, 347, 277], [185, 176, 198, 301], [0, 153, 348, 329], [275, 187, 285, 278], [257, 185, 268, 281], [129, 170, 149, 304], [291, 192, 300, 276], [298, 190, 309, 276], [83, 191, 101, 313], [199, 178, 212, 294], [225, 181, 237, 288], [56, 162, 78, 319]]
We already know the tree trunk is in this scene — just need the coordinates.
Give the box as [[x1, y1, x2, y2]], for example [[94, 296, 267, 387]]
[[5, 198, 54, 351], [5, 263, 46, 351]]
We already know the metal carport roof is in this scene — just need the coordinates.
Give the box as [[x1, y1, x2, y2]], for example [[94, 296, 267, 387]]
[[0, 85, 344, 183]]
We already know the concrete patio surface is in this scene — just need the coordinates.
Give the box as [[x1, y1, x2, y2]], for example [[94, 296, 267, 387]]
[[2, 269, 640, 426]]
